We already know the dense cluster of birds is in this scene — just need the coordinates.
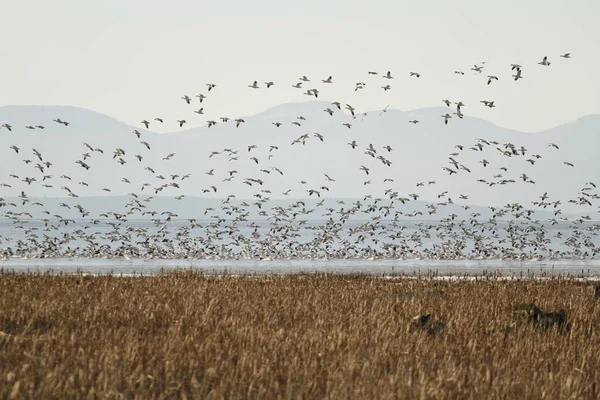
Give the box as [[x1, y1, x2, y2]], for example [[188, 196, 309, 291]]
[[1, 52, 599, 262]]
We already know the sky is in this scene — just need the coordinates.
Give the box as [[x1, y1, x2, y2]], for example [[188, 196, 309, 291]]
[[1, 0, 599, 133]]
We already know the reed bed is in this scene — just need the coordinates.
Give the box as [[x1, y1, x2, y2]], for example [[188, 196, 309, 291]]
[[1, 271, 599, 399]]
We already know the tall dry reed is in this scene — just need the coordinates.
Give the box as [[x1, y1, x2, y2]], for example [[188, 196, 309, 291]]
[[1, 271, 599, 399]]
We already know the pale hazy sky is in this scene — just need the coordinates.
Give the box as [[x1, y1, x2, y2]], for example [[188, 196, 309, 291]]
[[2, 0, 599, 133]]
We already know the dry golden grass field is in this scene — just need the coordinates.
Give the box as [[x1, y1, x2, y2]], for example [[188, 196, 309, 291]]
[[1, 270, 600, 399]]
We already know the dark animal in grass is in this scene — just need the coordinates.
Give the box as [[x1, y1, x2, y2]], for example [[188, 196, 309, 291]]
[[408, 313, 445, 335], [513, 303, 571, 332]]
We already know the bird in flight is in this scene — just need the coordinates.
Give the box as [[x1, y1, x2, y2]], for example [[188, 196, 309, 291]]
[[538, 56, 551, 66]]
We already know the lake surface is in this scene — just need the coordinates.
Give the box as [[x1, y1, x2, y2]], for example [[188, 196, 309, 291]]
[[2, 256, 600, 276]]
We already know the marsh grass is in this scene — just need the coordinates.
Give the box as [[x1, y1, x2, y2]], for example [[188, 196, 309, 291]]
[[1, 271, 600, 399]]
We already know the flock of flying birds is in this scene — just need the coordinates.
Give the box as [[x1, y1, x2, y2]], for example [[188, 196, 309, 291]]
[[1, 52, 599, 262]]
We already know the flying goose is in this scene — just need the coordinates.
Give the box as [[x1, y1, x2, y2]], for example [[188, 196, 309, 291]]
[[512, 69, 523, 81], [383, 71, 393, 79], [177, 120, 187, 127], [487, 75, 498, 85], [154, 118, 163, 123], [182, 95, 192, 104], [480, 100, 495, 108], [381, 85, 391, 91], [196, 94, 207, 102], [235, 118, 245, 127], [248, 81, 259, 89], [538, 56, 551, 66], [299, 75, 310, 82], [265, 81, 274, 88], [206, 83, 217, 91], [441, 114, 452, 125], [322, 76, 333, 83], [560, 53, 571, 59], [194, 108, 204, 114], [409, 72, 420, 78], [141, 120, 150, 129]]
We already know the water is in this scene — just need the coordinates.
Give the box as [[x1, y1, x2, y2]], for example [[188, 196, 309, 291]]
[[2, 256, 600, 276], [1, 218, 600, 275]]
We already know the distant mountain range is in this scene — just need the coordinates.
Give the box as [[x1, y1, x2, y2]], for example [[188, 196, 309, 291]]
[[1, 101, 599, 217]]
